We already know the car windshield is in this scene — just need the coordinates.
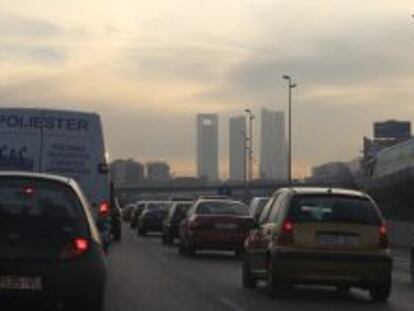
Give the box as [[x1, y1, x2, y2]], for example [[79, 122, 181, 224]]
[[289, 195, 381, 225], [0, 177, 88, 238], [196, 201, 249, 216]]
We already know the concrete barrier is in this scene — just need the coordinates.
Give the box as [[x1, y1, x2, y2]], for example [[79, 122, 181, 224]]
[[388, 220, 414, 248]]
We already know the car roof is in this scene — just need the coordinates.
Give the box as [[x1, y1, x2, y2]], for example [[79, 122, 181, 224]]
[[279, 187, 367, 198], [0, 171, 75, 186], [196, 199, 245, 205]]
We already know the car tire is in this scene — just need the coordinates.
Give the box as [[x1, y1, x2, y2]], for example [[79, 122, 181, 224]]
[[186, 240, 196, 257], [265, 261, 287, 298], [242, 255, 256, 289], [369, 278, 391, 302]]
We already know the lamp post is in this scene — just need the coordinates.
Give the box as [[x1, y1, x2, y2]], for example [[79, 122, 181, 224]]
[[241, 131, 248, 201], [282, 75, 297, 185], [245, 109, 255, 184]]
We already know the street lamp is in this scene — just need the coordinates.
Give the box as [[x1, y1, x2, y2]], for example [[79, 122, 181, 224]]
[[245, 109, 255, 184], [282, 75, 297, 185]]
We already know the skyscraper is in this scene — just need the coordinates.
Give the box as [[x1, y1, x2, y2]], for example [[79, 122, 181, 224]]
[[229, 116, 246, 181], [260, 108, 287, 180], [197, 114, 219, 181]]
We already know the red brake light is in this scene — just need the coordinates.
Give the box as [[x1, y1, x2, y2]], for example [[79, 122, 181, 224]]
[[59, 238, 90, 260], [379, 223, 389, 249], [99, 202, 110, 216], [276, 219, 294, 246]]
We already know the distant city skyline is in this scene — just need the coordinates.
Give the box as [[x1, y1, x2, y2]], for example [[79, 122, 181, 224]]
[[3, 1, 414, 179]]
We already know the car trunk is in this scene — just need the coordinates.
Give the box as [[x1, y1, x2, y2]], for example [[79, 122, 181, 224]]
[[293, 223, 381, 251]]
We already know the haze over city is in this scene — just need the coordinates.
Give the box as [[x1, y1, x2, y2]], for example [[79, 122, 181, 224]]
[[1, 1, 414, 178]]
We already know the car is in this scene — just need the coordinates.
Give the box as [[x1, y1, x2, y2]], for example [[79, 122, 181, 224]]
[[137, 201, 172, 236], [248, 197, 270, 223], [0, 108, 111, 249], [162, 201, 194, 245], [179, 199, 253, 257], [130, 202, 147, 230], [0, 172, 107, 310], [110, 197, 123, 241], [242, 187, 393, 302]]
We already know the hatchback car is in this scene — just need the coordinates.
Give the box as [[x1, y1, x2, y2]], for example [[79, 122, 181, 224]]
[[0, 172, 107, 310], [137, 201, 171, 236], [179, 199, 253, 256], [162, 201, 193, 245], [243, 187, 392, 302]]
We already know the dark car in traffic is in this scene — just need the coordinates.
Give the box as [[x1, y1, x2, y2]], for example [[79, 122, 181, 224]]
[[0, 172, 107, 310], [110, 197, 122, 241], [162, 201, 193, 245], [243, 187, 393, 302], [137, 201, 171, 236], [179, 199, 253, 256]]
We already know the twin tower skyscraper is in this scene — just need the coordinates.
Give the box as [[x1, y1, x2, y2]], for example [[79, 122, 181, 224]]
[[196, 109, 288, 182]]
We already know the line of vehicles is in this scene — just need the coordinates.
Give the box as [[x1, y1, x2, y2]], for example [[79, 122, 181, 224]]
[[124, 188, 413, 303]]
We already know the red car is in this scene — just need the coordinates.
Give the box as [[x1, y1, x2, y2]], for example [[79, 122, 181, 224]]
[[178, 199, 253, 257]]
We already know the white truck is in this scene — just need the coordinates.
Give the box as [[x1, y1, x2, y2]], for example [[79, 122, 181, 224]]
[[0, 108, 110, 224]]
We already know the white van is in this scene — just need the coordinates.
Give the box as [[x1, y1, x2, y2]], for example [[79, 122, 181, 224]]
[[0, 108, 110, 219]]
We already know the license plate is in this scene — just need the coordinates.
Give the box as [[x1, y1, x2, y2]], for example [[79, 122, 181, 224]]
[[0, 276, 42, 291], [215, 223, 237, 229], [318, 234, 359, 247]]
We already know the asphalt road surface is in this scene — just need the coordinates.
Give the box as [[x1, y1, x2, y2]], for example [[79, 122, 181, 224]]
[[105, 227, 414, 311]]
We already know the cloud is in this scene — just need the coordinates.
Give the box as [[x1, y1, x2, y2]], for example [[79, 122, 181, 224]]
[[0, 12, 62, 38]]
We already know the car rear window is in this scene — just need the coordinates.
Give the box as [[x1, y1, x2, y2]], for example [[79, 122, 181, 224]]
[[0, 177, 89, 237], [289, 195, 381, 225], [196, 201, 249, 216]]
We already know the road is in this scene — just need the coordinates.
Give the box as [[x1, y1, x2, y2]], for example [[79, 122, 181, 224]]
[[105, 227, 414, 311]]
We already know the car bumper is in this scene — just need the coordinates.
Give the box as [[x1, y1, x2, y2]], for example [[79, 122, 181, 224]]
[[0, 246, 107, 302], [191, 232, 247, 250], [271, 249, 393, 286]]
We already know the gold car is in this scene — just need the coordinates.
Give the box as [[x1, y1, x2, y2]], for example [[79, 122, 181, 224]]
[[243, 187, 392, 302]]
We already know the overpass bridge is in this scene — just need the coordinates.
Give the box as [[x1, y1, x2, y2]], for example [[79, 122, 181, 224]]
[[114, 182, 290, 200]]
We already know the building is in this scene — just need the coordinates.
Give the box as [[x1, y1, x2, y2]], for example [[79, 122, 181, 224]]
[[259, 108, 287, 181], [147, 161, 171, 181], [363, 120, 412, 170], [110, 159, 145, 186], [196, 114, 219, 181], [311, 162, 355, 187], [229, 116, 246, 181], [374, 120, 411, 140]]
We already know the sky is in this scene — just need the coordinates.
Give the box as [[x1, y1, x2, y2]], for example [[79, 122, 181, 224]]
[[1, 0, 414, 179]]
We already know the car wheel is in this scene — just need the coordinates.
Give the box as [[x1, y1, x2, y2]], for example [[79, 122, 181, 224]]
[[186, 240, 196, 257], [369, 278, 391, 302], [242, 255, 256, 289], [265, 261, 287, 298]]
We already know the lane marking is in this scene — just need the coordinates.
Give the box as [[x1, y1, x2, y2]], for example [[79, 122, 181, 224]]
[[219, 297, 245, 311]]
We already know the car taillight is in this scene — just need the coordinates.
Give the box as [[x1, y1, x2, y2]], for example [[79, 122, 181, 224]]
[[276, 219, 294, 246], [99, 201, 110, 216], [59, 238, 90, 260], [379, 223, 389, 249]]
